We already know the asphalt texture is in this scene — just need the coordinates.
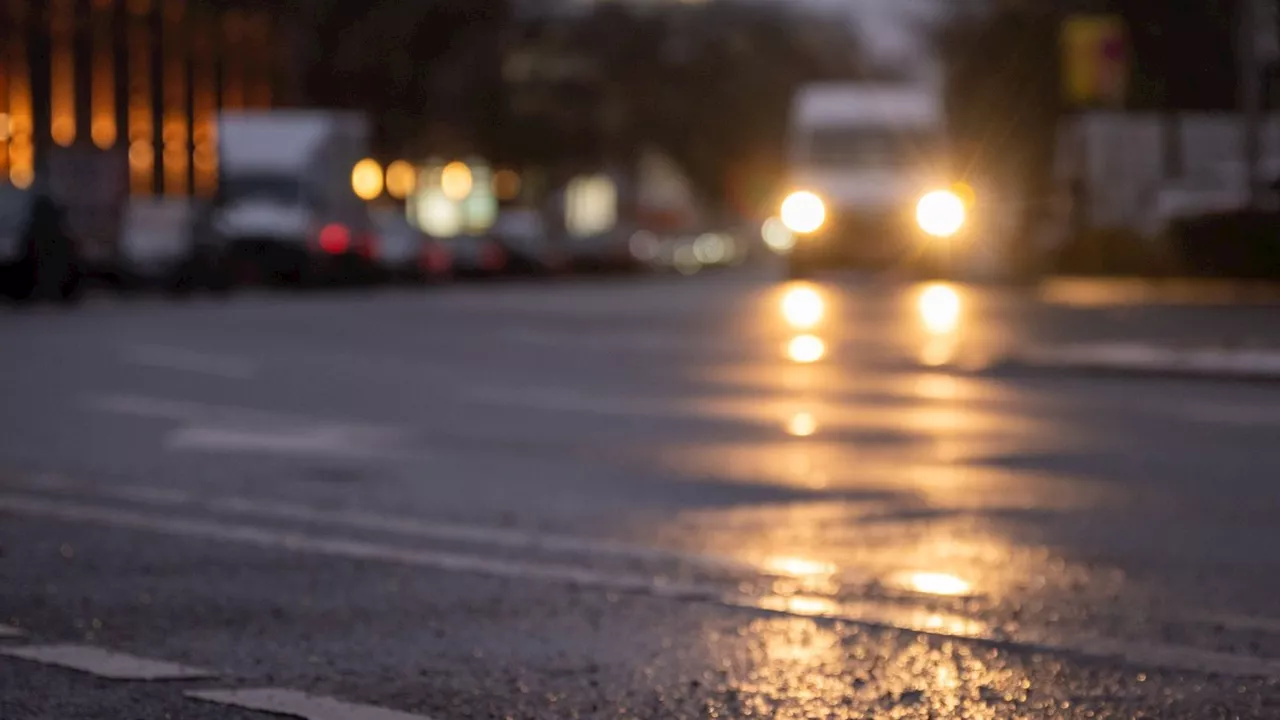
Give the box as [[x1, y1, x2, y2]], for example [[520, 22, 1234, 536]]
[[4, 269, 1280, 719]]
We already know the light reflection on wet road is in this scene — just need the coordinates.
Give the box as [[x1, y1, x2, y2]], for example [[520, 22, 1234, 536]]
[[5, 273, 1280, 717]]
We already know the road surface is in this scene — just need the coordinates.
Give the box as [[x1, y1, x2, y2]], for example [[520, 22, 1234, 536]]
[[4, 272, 1280, 719]]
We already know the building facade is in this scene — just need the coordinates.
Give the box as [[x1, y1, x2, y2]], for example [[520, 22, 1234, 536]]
[[1, 0, 280, 197]]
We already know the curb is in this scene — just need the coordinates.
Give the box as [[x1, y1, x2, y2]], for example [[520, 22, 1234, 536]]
[[987, 343, 1280, 382], [1041, 277, 1280, 306]]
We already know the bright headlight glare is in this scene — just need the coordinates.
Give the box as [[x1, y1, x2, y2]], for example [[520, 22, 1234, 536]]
[[780, 191, 826, 234], [916, 190, 966, 238]]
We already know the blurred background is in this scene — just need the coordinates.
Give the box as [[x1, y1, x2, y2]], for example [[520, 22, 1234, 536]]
[[11, 4, 1280, 718], [3, 0, 1279, 288]]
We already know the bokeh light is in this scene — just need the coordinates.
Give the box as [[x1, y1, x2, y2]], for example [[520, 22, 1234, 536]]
[[780, 284, 824, 330], [441, 161, 473, 201], [787, 334, 826, 363], [351, 158, 384, 200], [385, 160, 416, 199], [780, 191, 825, 234], [918, 283, 962, 336]]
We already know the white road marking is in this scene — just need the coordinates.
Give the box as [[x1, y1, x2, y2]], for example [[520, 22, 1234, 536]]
[[1202, 613, 1280, 634], [1013, 343, 1280, 379], [464, 386, 684, 418], [119, 344, 256, 380], [86, 394, 360, 427], [6, 491, 1280, 679], [85, 394, 409, 459], [502, 328, 688, 352], [0, 624, 26, 638], [1166, 403, 1280, 427], [165, 426, 396, 459], [0, 492, 716, 597], [0, 644, 215, 680], [18, 474, 758, 575], [188, 688, 435, 720]]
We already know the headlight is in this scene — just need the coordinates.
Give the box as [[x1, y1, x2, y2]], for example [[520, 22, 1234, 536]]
[[916, 189, 966, 238], [780, 191, 826, 234]]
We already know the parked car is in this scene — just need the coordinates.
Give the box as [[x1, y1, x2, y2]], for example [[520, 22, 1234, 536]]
[[370, 208, 452, 284], [443, 234, 508, 278], [0, 184, 82, 304], [489, 208, 566, 275], [209, 111, 379, 287]]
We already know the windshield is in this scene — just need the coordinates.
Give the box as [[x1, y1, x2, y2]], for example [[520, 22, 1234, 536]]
[[218, 175, 305, 205], [804, 127, 941, 167]]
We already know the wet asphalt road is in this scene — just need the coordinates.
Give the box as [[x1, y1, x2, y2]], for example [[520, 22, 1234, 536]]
[[4, 270, 1280, 719]]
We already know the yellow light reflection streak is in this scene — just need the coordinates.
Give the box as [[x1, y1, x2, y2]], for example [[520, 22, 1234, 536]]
[[6, 0, 34, 187], [50, 0, 76, 147], [191, 8, 217, 196], [916, 282, 963, 366], [787, 335, 826, 364], [128, 0, 154, 194], [91, 0, 117, 149], [785, 411, 818, 437], [162, 0, 188, 195], [780, 283, 824, 330]]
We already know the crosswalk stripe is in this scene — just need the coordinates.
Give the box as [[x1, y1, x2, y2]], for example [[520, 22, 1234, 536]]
[[0, 644, 215, 680], [187, 687, 436, 720]]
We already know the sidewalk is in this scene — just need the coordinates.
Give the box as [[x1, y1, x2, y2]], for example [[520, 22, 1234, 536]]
[[1040, 277, 1280, 307], [989, 341, 1280, 382]]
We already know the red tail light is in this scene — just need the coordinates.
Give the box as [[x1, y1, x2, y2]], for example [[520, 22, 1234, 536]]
[[318, 223, 350, 254], [421, 244, 451, 274], [480, 242, 507, 271]]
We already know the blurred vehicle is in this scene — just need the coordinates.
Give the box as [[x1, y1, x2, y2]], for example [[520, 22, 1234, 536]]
[[369, 207, 452, 284], [643, 229, 744, 276], [113, 198, 231, 295], [44, 146, 128, 289], [556, 172, 640, 272], [780, 82, 971, 278], [206, 110, 379, 286], [0, 184, 82, 304], [445, 234, 508, 277], [489, 207, 565, 275]]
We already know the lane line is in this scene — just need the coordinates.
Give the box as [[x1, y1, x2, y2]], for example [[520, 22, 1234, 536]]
[[1202, 613, 1280, 634], [0, 492, 718, 598], [119, 345, 256, 380], [463, 386, 683, 418], [0, 624, 26, 638], [187, 687, 435, 720], [1009, 343, 1280, 380], [16, 475, 759, 575], [0, 644, 215, 680], [84, 394, 411, 458], [86, 394, 388, 429], [6, 491, 1280, 679], [165, 426, 399, 459]]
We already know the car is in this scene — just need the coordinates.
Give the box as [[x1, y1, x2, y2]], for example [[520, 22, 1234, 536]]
[[488, 208, 566, 276], [438, 234, 508, 278], [369, 208, 452, 284], [0, 184, 82, 304]]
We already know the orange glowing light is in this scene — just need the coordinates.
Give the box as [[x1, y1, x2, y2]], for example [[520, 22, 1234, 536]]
[[492, 169, 521, 200], [787, 334, 826, 364], [385, 160, 416, 199]]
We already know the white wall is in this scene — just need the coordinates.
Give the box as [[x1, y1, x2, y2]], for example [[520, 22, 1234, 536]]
[[1054, 112, 1280, 236]]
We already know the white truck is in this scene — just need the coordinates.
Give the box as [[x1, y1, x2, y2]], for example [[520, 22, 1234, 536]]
[[779, 82, 972, 277], [207, 110, 378, 286]]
